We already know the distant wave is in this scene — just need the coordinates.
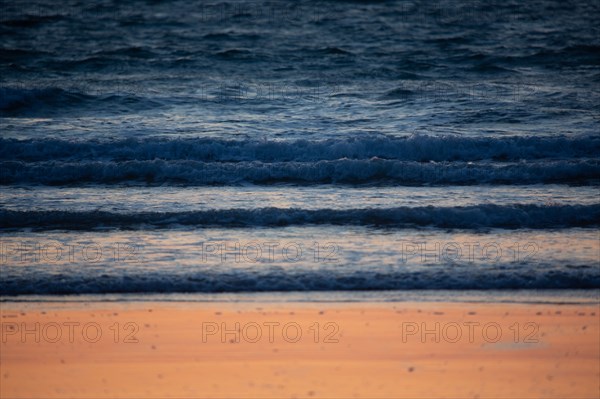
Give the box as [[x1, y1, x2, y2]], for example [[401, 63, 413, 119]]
[[2, 204, 598, 230], [2, 159, 598, 185], [0, 87, 159, 115], [0, 87, 91, 114], [1, 267, 598, 295], [1, 13, 65, 28], [2, 135, 599, 162]]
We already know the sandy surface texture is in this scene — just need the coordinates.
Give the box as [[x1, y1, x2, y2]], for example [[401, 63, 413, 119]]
[[1, 301, 599, 398]]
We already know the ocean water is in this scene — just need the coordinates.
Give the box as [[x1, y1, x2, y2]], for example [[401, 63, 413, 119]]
[[1, 0, 599, 300]]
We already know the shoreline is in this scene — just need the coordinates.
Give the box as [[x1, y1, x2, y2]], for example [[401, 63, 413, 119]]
[[3, 288, 599, 305]]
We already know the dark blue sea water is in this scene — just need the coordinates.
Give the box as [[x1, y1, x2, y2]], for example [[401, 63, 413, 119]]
[[1, 0, 599, 297]]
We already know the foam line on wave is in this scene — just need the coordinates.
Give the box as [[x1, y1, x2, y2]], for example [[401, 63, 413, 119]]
[[2, 158, 599, 185], [2, 204, 599, 230], [1, 268, 598, 295], [1, 134, 599, 162]]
